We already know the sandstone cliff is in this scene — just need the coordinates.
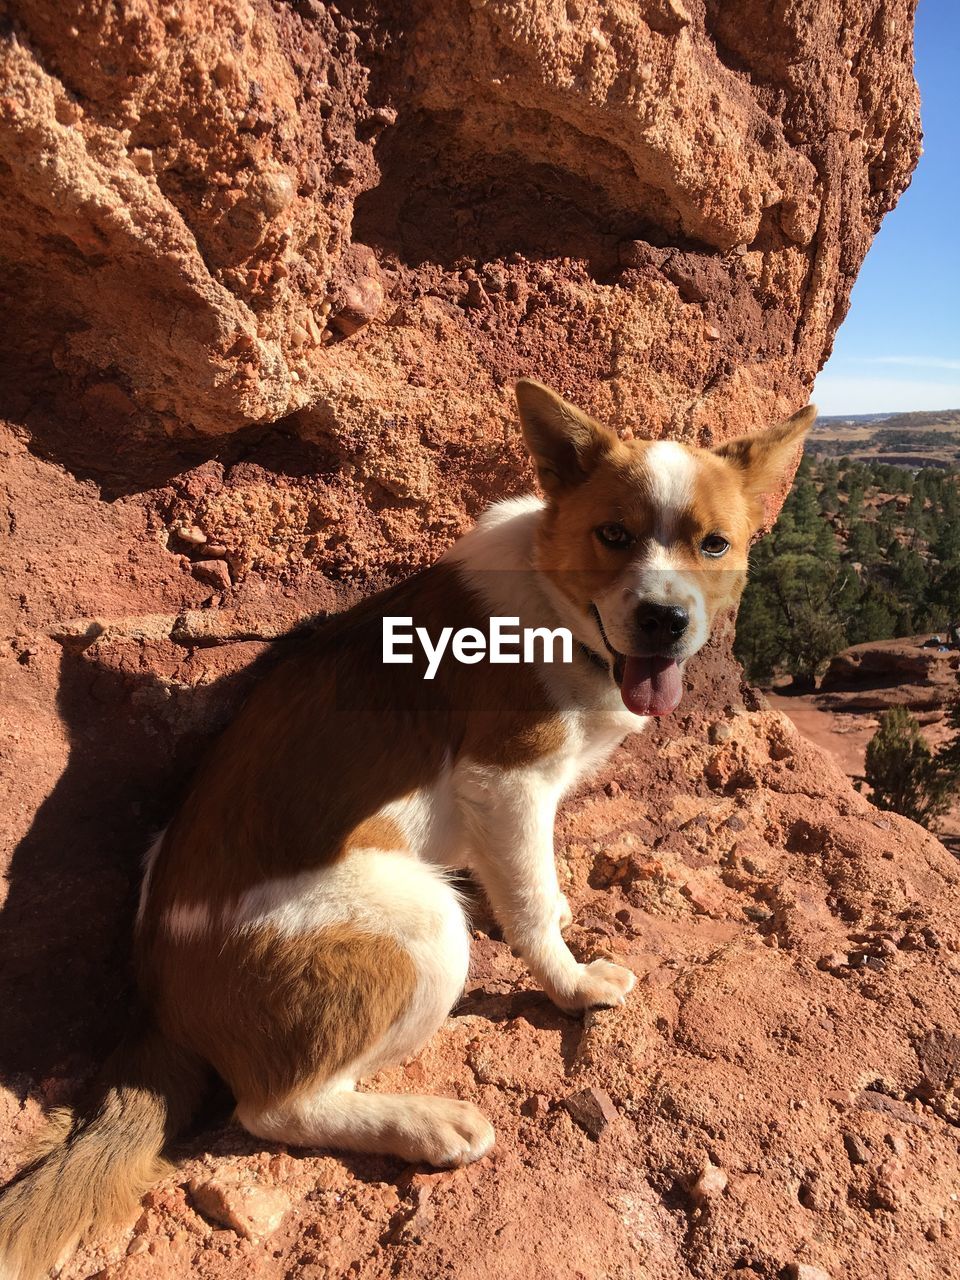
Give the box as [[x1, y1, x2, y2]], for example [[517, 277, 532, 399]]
[[3, 3, 958, 1278]]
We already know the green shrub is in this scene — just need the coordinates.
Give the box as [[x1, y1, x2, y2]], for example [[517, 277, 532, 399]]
[[864, 707, 953, 828]]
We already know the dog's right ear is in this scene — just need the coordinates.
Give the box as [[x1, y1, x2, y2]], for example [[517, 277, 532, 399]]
[[711, 405, 817, 501], [515, 379, 618, 497]]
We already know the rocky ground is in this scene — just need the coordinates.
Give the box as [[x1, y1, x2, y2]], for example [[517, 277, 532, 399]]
[[819, 637, 960, 717], [2, 429, 959, 1278], [4, 637, 960, 1280], [771, 634, 960, 848]]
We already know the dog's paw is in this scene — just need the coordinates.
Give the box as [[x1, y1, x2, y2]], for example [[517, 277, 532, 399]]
[[554, 958, 635, 1011], [413, 1099, 495, 1168]]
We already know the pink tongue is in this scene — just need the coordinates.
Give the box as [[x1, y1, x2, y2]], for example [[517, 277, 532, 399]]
[[620, 655, 683, 717]]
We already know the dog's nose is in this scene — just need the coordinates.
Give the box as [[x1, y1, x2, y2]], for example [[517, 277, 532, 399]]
[[635, 602, 688, 649]]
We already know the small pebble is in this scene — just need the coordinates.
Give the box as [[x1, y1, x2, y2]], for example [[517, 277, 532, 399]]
[[563, 1087, 618, 1139], [176, 524, 207, 546], [843, 1133, 870, 1165], [482, 266, 506, 294], [521, 1094, 551, 1119], [191, 560, 232, 592], [330, 276, 385, 336], [690, 1162, 727, 1205], [189, 1177, 290, 1240]]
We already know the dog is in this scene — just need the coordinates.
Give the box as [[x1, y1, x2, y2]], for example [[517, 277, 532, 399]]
[[0, 380, 813, 1277]]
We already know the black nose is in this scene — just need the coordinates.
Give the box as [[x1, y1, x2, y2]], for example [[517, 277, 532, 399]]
[[635, 602, 688, 650]]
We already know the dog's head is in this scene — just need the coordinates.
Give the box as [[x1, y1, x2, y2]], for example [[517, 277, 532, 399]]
[[516, 378, 814, 717]]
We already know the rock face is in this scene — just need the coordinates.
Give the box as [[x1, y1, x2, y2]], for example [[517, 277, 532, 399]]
[[1, 0, 920, 562], [819, 636, 960, 713], [2, 3, 952, 1280]]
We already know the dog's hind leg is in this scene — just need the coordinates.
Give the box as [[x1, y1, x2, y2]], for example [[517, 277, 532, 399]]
[[228, 850, 493, 1167], [240, 1084, 493, 1168]]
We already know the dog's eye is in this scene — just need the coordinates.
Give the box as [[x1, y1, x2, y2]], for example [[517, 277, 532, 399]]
[[700, 534, 730, 558], [595, 523, 633, 548]]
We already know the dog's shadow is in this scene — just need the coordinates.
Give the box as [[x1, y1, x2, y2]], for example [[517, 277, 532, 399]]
[[0, 640, 265, 1103]]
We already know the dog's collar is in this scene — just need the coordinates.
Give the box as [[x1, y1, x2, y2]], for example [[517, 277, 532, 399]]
[[587, 604, 625, 685], [577, 639, 611, 676]]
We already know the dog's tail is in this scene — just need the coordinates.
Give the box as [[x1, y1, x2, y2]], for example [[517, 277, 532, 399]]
[[0, 1024, 208, 1280]]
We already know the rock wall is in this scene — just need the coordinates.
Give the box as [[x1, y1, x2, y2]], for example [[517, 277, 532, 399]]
[[4, 3, 958, 1279], [1, 0, 921, 568]]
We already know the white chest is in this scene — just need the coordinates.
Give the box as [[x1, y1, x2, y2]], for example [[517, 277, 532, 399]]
[[560, 704, 645, 792]]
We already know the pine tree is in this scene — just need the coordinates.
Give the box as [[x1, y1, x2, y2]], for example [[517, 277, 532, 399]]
[[736, 452, 960, 684], [847, 581, 898, 645], [845, 482, 866, 521], [933, 691, 960, 792], [818, 473, 840, 515], [887, 544, 933, 629], [848, 519, 880, 566], [876, 499, 898, 546], [735, 490, 850, 688]]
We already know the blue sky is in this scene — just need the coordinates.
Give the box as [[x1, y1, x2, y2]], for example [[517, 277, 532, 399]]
[[813, 0, 960, 416]]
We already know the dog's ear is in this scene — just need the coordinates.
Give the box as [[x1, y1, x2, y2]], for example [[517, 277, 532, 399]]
[[515, 379, 618, 497], [711, 405, 816, 500]]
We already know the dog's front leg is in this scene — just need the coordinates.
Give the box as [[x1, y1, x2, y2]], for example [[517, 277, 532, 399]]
[[463, 770, 635, 1012]]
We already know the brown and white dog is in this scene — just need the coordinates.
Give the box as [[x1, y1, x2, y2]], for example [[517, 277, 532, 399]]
[[0, 380, 813, 1278]]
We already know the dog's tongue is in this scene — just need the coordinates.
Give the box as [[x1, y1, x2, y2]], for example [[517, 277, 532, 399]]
[[620, 654, 683, 717]]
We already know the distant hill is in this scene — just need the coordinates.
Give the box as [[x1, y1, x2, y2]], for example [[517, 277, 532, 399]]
[[877, 409, 960, 430], [809, 408, 960, 467], [816, 411, 898, 427], [816, 409, 960, 429]]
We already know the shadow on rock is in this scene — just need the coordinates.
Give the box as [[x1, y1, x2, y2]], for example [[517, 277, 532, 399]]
[[0, 639, 267, 1097]]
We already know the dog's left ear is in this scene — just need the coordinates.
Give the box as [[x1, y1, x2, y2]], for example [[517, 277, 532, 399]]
[[711, 404, 816, 500], [515, 379, 618, 497]]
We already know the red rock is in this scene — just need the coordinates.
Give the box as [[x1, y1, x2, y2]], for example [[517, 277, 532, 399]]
[[690, 1162, 728, 1206], [590, 840, 638, 888], [175, 525, 207, 547], [191, 560, 232, 593], [330, 276, 385, 336], [917, 1028, 960, 1090], [188, 1177, 290, 1240], [842, 1133, 870, 1166], [386, 1184, 435, 1245], [854, 1092, 937, 1131], [521, 1094, 551, 1119], [563, 1087, 619, 1139]]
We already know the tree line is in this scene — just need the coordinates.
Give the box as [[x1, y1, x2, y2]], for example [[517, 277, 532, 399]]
[[735, 456, 960, 689]]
